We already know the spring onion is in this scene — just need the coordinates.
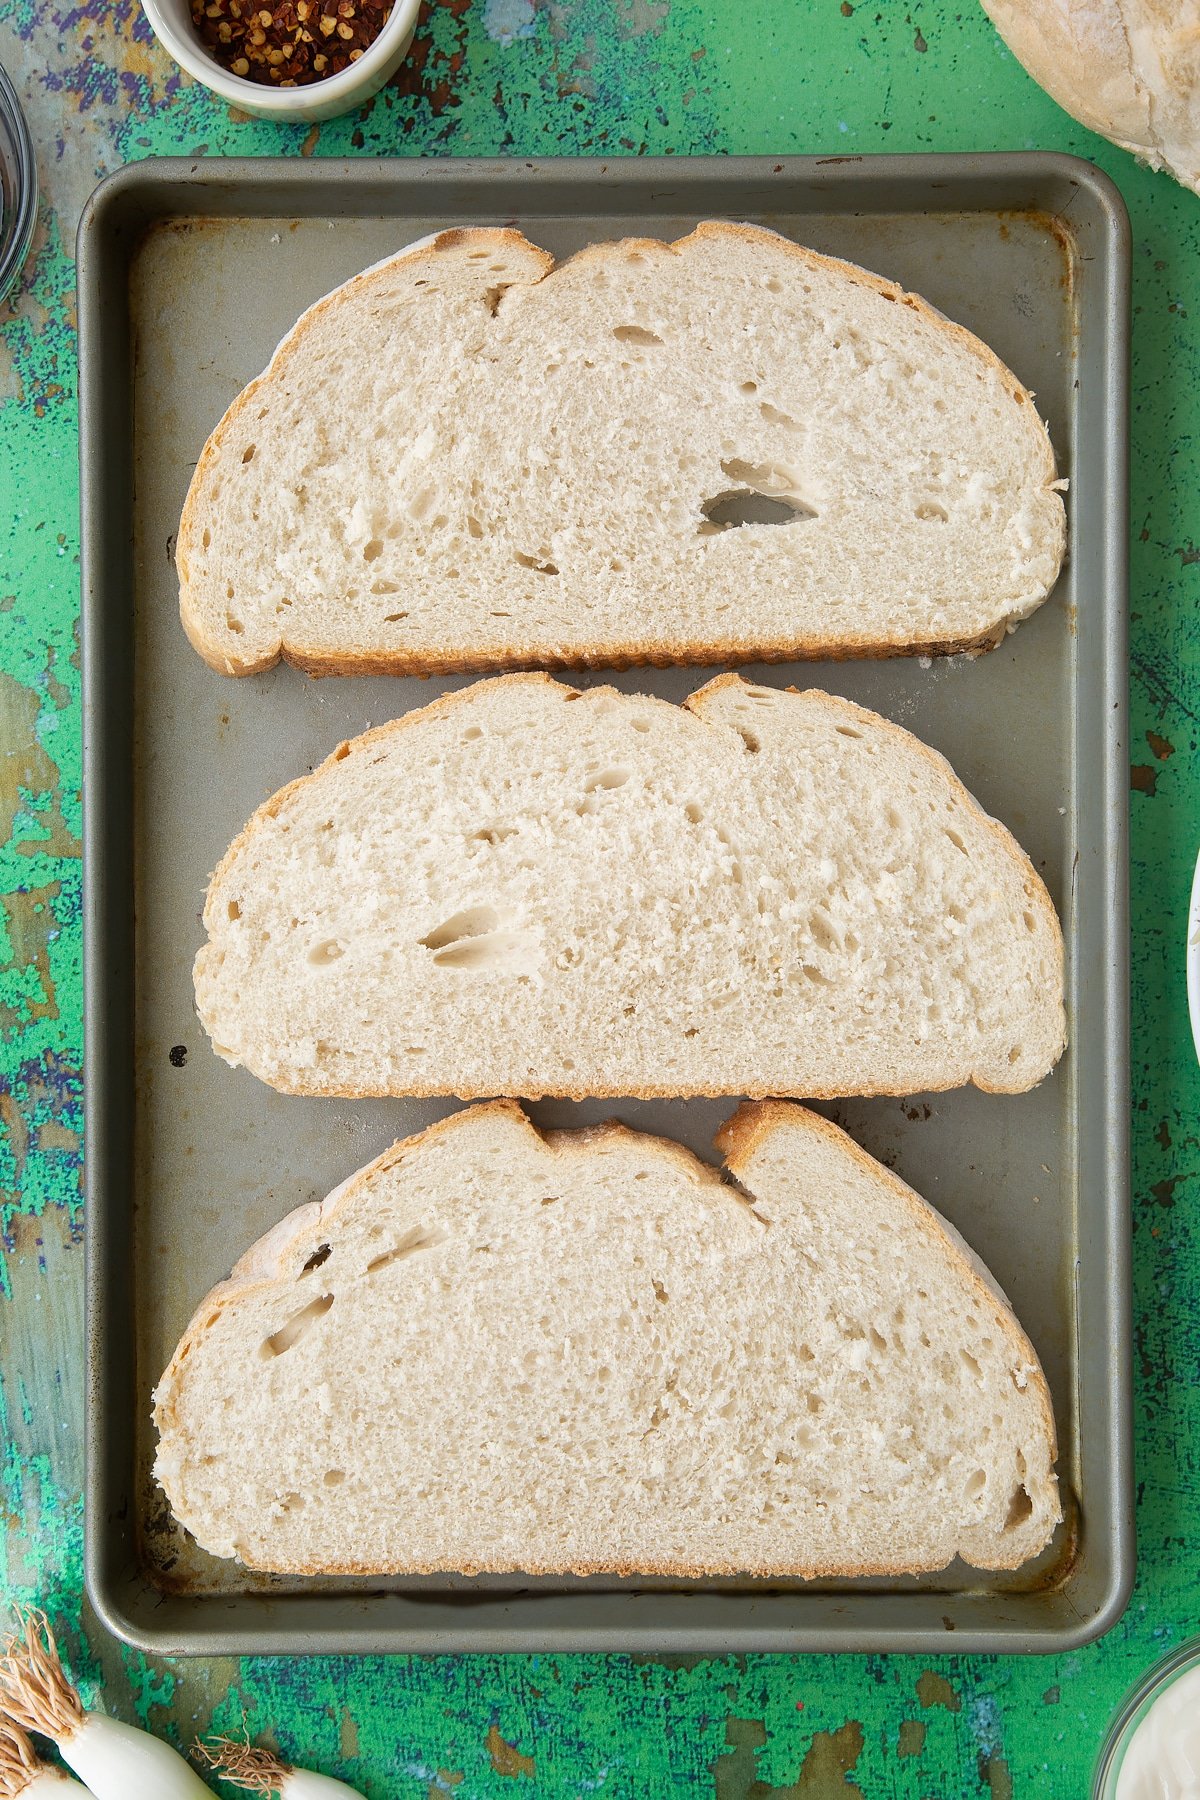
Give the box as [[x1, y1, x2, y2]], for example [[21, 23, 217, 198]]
[[0, 1716, 92, 1795], [0, 1610, 213, 1800], [197, 1738, 366, 1797]]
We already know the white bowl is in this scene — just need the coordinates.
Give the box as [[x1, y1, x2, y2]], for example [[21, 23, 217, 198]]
[[1093, 1641, 1200, 1796], [1188, 845, 1200, 1066], [139, 0, 421, 120]]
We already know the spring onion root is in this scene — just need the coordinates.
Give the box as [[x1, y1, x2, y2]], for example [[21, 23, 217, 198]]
[[0, 1610, 213, 1800], [0, 1715, 90, 1795], [197, 1738, 366, 1797]]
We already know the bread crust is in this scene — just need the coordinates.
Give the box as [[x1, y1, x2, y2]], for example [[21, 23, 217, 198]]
[[154, 1098, 1060, 1579], [177, 221, 1063, 677], [198, 673, 1066, 1099]]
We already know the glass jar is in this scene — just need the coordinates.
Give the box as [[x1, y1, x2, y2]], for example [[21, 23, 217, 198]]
[[0, 62, 36, 305], [1094, 1641, 1200, 1797]]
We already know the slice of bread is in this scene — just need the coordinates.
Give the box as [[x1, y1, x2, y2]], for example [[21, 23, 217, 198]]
[[152, 1100, 1061, 1577], [194, 674, 1065, 1099], [177, 223, 1065, 676]]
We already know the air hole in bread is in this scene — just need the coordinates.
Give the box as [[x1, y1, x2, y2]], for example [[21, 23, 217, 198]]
[[1023, 910, 1037, 933], [759, 400, 800, 430], [227, 899, 241, 921], [836, 725, 864, 740], [809, 910, 840, 955], [201, 528, 211, 549], [630, 716, 651, 732], [366, 1224, 445, 1274], [484, 284, 509, 317], [307, 939, 344, 966], [261, 1292, 333, 1358], [684, 802, 704, 824], [241, 444, 255, 464], [463, 726, 484, 742], [945, 828, 968, 855], [421, 905, 502, 950], [739, 379, 758, 395], [1007, 1045, 1023, 1064], [1002, 1484, 1034, 1530], [323, 1468, 346, 1486], [964, 1468, 987, 1500], [434, 931, 533, 972], [301, 1242, 332, 1274], [734, 725, 760, 754], [610, 558, 626, 573], [612, 324, 664, 347], [699, 489, 813, 532], [363, 539, 384, 562], [625, 252, 647, 266], [383, 612, 409, 623], [225, 614, 244, 635], [764, 276, 782, 293], [514, 551, 559, 575], [960, 1349, 982, 1381], [583, 767, 632, 794], [916, 502, 949, 522]]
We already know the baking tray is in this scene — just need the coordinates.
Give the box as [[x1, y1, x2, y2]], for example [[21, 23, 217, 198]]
[[80, 154, 1131, 1655]]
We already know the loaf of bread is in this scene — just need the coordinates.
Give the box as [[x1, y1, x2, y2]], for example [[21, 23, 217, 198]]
[[178, 223, 1065, 676], [153, 1100, 1060, 1576], [194, 674, 1065, 1100], [982, 0, 1200, 195]]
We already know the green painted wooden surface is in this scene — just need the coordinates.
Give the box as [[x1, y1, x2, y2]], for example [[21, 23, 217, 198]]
[[0, 1, 1197, 1792]]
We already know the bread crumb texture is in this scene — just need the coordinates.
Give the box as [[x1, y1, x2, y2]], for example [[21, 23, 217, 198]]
[[178, 223, 1065, 673], [153, 1100, 1061, 1578], [194, 675, 1066, 1099]]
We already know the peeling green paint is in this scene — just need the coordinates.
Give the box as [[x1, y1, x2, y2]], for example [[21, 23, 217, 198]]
[[1, 0, 1198, 1794]]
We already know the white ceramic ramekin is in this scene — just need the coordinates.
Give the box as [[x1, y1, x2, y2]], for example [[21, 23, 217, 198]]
[[139, 0, 422, 121]]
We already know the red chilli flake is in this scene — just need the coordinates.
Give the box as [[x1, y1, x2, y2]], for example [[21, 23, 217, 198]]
[[190, 0, 393, 85]]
